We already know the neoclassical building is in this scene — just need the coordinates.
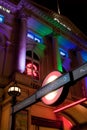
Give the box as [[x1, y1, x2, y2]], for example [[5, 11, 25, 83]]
[[0, 0, 87, 130]]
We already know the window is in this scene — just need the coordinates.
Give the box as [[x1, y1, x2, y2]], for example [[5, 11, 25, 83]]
[[25, 50, 40, 80]]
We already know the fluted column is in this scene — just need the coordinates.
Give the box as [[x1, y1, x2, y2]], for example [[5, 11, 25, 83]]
[[16, 13, 27, 73]]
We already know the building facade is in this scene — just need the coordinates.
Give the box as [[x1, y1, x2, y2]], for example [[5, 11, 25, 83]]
[[0, 0, 87, 130]]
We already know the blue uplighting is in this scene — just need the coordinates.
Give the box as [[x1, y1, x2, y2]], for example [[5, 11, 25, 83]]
[[0, 14, 4, 23], [27, 31, 42, 43], [59, 48, 68, 57]]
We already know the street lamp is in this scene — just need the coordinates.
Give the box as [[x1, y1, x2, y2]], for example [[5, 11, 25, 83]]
[[8, 82, 21, 105], [8, 82, 21, 130]]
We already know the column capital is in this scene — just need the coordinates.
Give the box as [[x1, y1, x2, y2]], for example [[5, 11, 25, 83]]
[[19, 12, 28, 20], [16, 8, 28, 20], [52, 31, 60, 38]]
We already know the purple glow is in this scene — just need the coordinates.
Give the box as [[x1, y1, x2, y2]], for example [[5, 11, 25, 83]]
[[18, 49, 26, 73], [84, 77, 87, 96], [17, 17, 27, 73], [85, 77, 87, 87], [63, 58, 71, 71]]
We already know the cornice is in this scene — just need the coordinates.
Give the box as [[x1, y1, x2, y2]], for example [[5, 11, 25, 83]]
[[0, 0, 17, 13], [24, 1, 87, 48], [0, 0, 25, 13], [0, 0, 87, 49]]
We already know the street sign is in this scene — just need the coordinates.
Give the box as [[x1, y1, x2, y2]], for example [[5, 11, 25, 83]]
[[12, 62, 87, 113], [13, 72, 71, 113], [41, 71, 64, 105], [36, 73, 70, 99], [72, 62, 87, 81], [13, 94, 36, 113]]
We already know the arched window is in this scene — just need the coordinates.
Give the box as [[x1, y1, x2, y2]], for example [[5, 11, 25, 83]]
[[25, 50, 40, 80]]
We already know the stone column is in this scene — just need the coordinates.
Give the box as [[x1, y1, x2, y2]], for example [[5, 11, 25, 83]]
[[69, 49, 79, 69], [52, 35, 62, 72], [44, 34, 54, 74], [69, 49, 85, 99], [3, 41, 15, 76], [16, 12, 27, 73], [44, 34, 62, 75]]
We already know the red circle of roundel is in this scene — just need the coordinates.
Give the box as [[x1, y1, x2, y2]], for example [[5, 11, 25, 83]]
[[41, 71, 64, 105]]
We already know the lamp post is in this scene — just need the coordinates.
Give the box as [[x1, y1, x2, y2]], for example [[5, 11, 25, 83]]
[[8, 82, 21, 130]]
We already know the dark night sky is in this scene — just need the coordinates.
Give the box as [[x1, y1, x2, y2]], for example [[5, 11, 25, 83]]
[[32, 0, 87, 36]]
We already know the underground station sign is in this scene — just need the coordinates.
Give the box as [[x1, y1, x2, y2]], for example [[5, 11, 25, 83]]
[[13, 62, 87, 113], [13, 72, 71, 113]]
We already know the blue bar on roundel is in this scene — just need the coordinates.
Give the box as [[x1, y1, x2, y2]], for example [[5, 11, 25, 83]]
[[72, 63, 87, 81], [36, 73, 71, 99]]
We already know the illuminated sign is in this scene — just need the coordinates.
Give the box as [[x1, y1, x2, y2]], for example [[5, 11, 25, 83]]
[[36, 72, 70, 100], [26, 61, 39, 80], [41, 71, 63, 105], [12, 62, 87, 113], [36, 71, 70, 106], [13, 71, 71, 113], [26, 63, 37, 76]]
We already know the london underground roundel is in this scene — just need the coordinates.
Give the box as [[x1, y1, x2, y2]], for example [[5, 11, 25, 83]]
[[41, 71, 69, 106]]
